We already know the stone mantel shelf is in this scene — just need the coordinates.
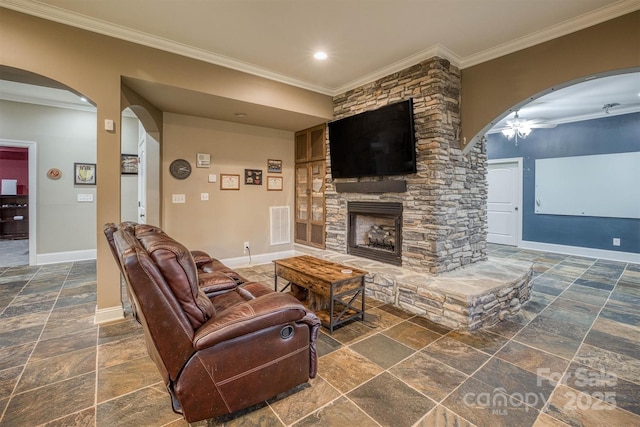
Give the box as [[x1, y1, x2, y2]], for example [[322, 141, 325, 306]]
[[334, 180, 407, 193]]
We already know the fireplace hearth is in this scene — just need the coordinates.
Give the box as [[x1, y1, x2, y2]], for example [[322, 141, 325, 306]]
[[348, 201, 402, 265]]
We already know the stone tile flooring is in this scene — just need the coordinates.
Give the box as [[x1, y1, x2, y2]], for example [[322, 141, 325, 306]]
[[0, 239, 29, 267], [0, 244, 638, 426]]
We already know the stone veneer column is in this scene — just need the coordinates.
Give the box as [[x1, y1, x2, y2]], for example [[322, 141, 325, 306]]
[[325, 57, 487, 273]]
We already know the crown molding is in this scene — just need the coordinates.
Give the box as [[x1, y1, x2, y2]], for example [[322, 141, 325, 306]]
[[461, 0, 640, 69], [0, 0, 336, 95], [1, 0, 637, 95], [0, 92, 139, 117], [332, 44, 461, 96], [0, 92, 96, 112]]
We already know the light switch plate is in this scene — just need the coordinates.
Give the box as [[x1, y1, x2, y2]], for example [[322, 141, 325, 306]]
[[77, 194, 93, 202], [208, 174, 217, 183], [172, 194, 186, 203]]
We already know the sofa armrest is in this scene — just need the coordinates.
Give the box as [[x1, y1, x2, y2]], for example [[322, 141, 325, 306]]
[[193, 292, 309, 350], [198, 272, 237, 295], [191, 250, 213, 268]]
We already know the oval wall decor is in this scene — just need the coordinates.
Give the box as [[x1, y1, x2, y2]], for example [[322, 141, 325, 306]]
[[47, 168, 62, 180]]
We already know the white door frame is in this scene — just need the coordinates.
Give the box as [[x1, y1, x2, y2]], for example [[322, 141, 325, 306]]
[[0, 139, 37, 265], [487, 157, 523, 247]]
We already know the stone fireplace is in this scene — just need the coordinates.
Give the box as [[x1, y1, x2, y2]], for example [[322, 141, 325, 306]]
[[312, 59, 531, 331], [325, 57, 488, 274], [348, 201, 402, 265]]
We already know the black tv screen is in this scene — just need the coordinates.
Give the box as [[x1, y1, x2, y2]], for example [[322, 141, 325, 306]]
[[328, 99, 416, 179]]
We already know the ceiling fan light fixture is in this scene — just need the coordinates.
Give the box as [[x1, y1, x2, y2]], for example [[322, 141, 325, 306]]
[[502, 111, 532, 144]]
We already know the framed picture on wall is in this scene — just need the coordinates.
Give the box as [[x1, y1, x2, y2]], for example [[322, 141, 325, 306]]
[[244, 169, 263, 185], [120, 154, 139, 175], [267, 159, 282, 173], [197, 153, 211, 168], [220, 174, 240, 190], [74, 162, 96, 185], [267, 176, 283, 191]]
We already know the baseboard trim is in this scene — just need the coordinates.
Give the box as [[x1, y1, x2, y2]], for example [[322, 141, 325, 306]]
[[519, 241, 640, 264], [94, 305, 125, 324], [221, 249, 297, 268], [36, 249, 96, 265]]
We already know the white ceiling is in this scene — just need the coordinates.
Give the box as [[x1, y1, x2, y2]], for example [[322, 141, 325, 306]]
[[1, 0, 639, 131]]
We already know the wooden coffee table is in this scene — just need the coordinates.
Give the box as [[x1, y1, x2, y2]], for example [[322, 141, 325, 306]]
[[273, 255, 368, 333]]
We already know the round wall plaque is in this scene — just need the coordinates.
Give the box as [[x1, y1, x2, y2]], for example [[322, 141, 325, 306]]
[[169, 159, 192, 180], [47, 168, 62, 180]]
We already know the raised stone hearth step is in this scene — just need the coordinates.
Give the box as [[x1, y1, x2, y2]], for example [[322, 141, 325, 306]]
[[295, 247, 533, 330]]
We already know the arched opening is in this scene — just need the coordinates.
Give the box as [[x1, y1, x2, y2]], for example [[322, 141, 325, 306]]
[[0, 66, 97, 266], [483, 69, 640, 261]]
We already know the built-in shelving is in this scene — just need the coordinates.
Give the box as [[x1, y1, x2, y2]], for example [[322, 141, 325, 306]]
[[0, 195, 29, 240], [294, 124, 326, 249]]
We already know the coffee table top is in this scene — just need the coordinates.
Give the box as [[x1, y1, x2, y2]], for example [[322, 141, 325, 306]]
[[273, 255, 367, 282]]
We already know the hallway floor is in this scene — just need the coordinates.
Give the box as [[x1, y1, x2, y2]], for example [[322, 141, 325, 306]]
[[0, 245, 638, 426], [0, 239, 28, 267]]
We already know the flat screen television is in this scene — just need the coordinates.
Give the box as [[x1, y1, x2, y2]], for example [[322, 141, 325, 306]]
[[328, 99, 416, 179]]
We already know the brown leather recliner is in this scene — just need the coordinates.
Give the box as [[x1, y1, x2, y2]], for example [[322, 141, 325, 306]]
[[103, 222, 320, 422]]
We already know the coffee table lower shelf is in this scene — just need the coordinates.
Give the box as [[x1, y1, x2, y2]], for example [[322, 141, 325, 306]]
[[285, 285, 365, 333]]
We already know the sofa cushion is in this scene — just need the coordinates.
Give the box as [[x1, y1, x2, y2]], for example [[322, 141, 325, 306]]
[[136, 229, 215, 329]]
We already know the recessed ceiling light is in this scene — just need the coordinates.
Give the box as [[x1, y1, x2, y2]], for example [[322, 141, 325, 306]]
[[234, 112, 247, 118], [313, 51, 328, 60], [79, 96, 87, 102]]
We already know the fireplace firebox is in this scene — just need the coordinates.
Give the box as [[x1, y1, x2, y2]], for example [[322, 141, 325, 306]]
[[347, 201, 402, 265]]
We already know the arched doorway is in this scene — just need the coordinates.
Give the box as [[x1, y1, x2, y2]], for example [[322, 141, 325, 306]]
[[484, 71, 640, 262], [0, 67, 97, 266]]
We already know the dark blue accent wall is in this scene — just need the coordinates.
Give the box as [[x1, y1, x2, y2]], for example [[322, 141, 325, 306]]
[[487, 112, 640, 254]]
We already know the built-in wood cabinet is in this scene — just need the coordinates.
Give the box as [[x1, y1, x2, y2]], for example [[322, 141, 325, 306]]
[[295, 124, 326, 248], [0, 195, 29, 240]]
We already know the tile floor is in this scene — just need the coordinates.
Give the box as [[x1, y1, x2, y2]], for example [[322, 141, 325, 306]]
[[0, 244, 638, 426], [0, 239, 28, 267]]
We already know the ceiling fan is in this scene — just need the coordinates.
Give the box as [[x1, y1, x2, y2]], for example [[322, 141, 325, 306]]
[[495, 111, 557, 144]]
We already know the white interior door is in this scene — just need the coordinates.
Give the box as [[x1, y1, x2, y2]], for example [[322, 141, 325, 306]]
[[137, 125, 146, 224], [487, 159, 522, 246]]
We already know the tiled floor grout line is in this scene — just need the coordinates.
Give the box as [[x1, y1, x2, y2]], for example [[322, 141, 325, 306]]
[[533, 259, 625, 417], [423, 254, 586, 424], [0, 263, 71, 422], [554, 261, 633, 413], [1, 249, 637, 426]]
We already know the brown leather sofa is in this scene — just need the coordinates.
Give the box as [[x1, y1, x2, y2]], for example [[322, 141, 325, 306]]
[[103, 222, 320, 422]]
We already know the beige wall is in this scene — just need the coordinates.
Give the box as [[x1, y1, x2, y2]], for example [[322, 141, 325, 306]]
[[0, 100, 97, 253], [163, 113, 295, 259], [0, 8, 332, 313], [461, 11, 640, 150]]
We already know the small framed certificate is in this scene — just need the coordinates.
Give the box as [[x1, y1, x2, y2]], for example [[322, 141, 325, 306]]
[[220, 174, 240, 190], [267, 176, 283, 191]]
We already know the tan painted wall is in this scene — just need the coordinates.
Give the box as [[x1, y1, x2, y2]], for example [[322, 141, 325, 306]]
[[163, 113, 295, 259], [461, 11, 640, 150], [0, 8, 333, 313]]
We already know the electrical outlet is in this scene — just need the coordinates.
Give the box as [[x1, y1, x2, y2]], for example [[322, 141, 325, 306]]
[[613, 238, 621, 246], [243, 241, 250, 253]]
